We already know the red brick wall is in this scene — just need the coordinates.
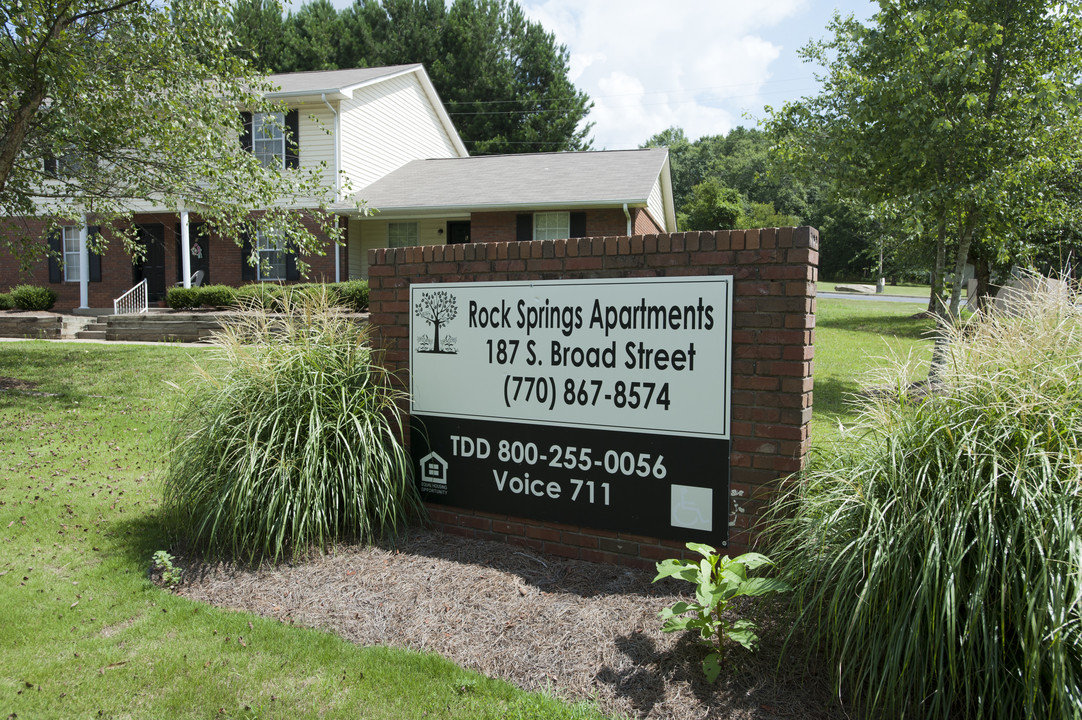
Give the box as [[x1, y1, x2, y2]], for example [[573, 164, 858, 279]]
[[633, 207, 663, 234], [368, 227, 818, 569], [469, 209, 637, 244], [0, 212, 346, 312]]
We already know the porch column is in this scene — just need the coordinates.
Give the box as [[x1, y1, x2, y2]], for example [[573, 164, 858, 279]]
[[180, 209, 192, 288], [78, 216, 89, 309]]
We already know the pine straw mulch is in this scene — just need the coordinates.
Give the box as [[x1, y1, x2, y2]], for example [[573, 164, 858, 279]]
[[176, 527, 846, 720]]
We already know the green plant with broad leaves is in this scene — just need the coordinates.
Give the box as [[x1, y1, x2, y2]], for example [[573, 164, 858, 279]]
[[654, 543, 791, 682], [151, 550, 182, 589]]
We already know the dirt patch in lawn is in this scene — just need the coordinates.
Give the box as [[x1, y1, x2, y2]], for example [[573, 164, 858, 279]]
[[177, 528, 844, 720]]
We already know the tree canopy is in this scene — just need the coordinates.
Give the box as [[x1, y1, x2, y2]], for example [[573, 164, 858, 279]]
[[231, 0, 594, 155], [768, 0, 1082, 316], [0, 0, 342, 266]]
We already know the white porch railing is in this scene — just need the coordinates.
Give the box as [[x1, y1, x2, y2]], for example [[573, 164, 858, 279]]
[[113, 279, 149, 315]]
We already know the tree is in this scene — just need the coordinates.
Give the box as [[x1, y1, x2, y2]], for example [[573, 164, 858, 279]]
[[260, 0, 593, 155], [769, 0, 1082, 319], [1, 0, 342, 267], [679, 179, 744, 231], [414, 290, 458, 353], [231, 0, 285, 72]]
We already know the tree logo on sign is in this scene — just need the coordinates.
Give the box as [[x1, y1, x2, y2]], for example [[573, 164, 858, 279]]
[[414, 290, 459, 354]]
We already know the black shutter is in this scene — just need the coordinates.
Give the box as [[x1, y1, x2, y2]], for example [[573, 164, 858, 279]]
[[241, 234, 255, 282], [285, 243, 299, 281], [570, 212, 587, 238], [240, 111, 252, 152], [88, 225, 101, 282], [47, 229, 63, 283], [44, 156, 57, 176], [516, 214, 533, 242], [285, 109, 300, 169]]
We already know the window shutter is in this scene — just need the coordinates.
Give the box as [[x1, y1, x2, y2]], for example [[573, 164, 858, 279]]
[[241, 234, 255, 282], [44, 156, 57, 176], [285, 109, 300, 169], [516, 214, 533, 242], [240, 112, 252, 152], [570, 212, 587, 238], [47, 229, 62, 283], [285, 243, 300, 281], [88, 226, 102, 282]]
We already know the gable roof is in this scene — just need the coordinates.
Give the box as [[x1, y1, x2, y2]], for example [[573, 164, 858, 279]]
[[352, 148, 675, 227], [265, 64, 468, 157]]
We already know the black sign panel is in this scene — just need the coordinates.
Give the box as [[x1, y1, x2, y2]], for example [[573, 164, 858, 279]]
[[412, 414, 730, 545]]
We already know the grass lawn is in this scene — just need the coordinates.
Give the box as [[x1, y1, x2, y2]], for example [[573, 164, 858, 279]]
[[817, 280, 937, 298], [810, 298, 936, 445], [0, 343, 604, 720], [0, 299, 934, 718]]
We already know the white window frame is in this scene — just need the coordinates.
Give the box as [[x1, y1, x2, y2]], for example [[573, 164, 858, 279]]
[[387, 222, 419, 248], [252, 111, 285, 169], [534, 212, 570, 241], [255, 230, 286, 281], [62, 226, 81, 282]]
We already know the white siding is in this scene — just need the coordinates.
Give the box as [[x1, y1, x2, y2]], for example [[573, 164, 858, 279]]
[[339, 72, 461, 192], [348, 217, 453, 278], [646, 175, 665, 230], [296, 102, 337, 190]]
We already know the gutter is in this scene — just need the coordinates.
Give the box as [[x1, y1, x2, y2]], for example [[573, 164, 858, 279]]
[[623, 203, 632, 236]]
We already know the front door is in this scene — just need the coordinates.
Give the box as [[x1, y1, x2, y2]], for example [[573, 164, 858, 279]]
[[134, 224, 167, 302], [447, 221, 470, 244]]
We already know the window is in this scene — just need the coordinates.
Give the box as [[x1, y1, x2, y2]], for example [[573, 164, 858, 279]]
[[255, 230, 286, 281], [387, 222, 419, 248], [534, 212, 570, 241], [62, 226, 81, 281], [252, 112, 286, 169]]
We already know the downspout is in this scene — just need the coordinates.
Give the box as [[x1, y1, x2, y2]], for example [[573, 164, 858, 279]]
[[322, 93, 341, 283], [623, 203, 632, 236]]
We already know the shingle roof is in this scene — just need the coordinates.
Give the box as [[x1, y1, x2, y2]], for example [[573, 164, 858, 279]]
[[353, 148, 669, 212], [266, 65, 421, 98]]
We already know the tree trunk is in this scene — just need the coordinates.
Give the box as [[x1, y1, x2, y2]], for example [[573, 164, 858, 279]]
[[948, 221, 976, 319]]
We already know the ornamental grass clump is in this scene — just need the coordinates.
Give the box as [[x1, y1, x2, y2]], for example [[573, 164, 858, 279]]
[[771, 277, 1082, 719], [163, 287, 420, 563]]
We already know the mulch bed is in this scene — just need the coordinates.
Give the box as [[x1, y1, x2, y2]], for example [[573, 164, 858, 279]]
[[177, 528, 844, 719]]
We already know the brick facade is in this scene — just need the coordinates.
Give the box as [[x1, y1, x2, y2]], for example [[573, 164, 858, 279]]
[[0, 212, 346, 312], [368, 227, 818, 569], [468, 208, 663, 244]]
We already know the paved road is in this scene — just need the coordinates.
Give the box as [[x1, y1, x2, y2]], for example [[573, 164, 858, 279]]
[[819, 291, 927, 304]]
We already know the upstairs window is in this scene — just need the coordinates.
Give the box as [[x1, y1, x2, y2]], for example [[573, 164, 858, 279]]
[[241, 110, 299, 169], [388, 222, 419, 248], [253, 112, 286, 169]]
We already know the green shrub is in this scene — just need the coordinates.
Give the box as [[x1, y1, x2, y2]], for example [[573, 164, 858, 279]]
[[166, 287, 200, 310], [163, 288, 420, 562], [10, 285, 57, 311], [336, 280, 369, 312], [0, 293, 12, 310], [770, 278, 1082, 719], [195, 284, 235, 308], [232, 283, 282, 311]]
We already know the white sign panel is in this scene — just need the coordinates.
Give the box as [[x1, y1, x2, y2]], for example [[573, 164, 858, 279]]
[[409, 277, 733, 439]]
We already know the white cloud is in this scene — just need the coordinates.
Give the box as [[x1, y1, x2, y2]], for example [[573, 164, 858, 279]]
[[517, 0, 880, 149], [519, 0, 807, 148]]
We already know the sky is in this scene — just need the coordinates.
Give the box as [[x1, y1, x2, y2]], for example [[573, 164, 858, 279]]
[[515, 0, 878, 149], [304, 0, 880, 150]]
